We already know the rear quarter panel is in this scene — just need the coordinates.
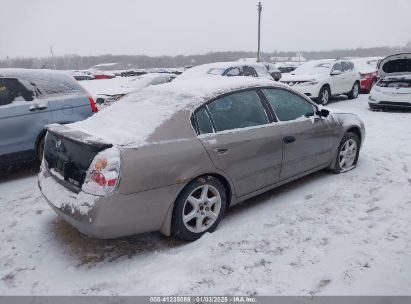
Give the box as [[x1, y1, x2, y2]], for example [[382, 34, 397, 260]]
[[118, 138, 222, 195]]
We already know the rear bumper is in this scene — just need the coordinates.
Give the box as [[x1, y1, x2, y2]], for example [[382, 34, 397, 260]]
[[38, 166, 181, 238], [360, 78, 373, 92], [369, 102, 411, 110], [369, 89, 411, 110]]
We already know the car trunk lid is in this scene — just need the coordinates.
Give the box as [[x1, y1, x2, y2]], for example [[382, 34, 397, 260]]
[[378, 53, 411, 77], [44, 124, 112, 192]]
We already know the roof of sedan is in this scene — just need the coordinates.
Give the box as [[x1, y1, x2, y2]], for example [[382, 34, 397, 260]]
[[67, 76, 282, 147], [149, 75, 278, 102]]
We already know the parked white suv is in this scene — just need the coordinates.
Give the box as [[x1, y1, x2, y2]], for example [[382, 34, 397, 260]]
[[280, 59, 361, 105], [369, 53, 411, 111]]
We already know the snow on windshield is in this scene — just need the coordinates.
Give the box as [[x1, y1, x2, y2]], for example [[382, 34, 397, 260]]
[[294, 61, 332, 73]]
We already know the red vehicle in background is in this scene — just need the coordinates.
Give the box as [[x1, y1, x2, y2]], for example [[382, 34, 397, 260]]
[[351, 57, 383, 93], [93, 71, 116, 79]]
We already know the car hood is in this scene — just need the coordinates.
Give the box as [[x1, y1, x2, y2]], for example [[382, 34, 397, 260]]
[[378, 53, 411, 77], [280, 72, 327, 82]]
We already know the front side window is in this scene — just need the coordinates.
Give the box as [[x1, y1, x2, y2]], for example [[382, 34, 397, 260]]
[[0, 78, 34, 106], [263, 89, 315, 122], [332, 62, 343, 72], [242, 66, 258, 77], [254, 65, 271, 78], [225, 68, 241, 77], [207, 90, 268, 132], [195, 107, 214, 135]]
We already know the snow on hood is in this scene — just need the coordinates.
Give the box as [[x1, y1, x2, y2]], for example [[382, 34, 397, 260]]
[[378, 53, 411, 77], [67, 76, 278, 148], [280, 72, 328, 82]]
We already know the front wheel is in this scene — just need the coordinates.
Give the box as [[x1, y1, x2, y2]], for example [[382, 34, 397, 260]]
[[316, 86, 330, 105], [172, 176, 227, 241], [347, 82, 359, 99], [334, 132, 360, 173]]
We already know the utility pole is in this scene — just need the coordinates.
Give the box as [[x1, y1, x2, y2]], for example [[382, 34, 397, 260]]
[[50, 46, 56, 70], [257, 2, 262, 62]]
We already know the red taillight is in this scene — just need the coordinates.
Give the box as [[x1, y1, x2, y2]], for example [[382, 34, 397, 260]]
[[107, 178, 117, 187], [82, 147, 121, 195], [361, 73, 372, 80], [91, 172, 106, 186], [89, 96, 98, 113]]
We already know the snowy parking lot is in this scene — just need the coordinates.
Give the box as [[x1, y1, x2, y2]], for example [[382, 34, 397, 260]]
[[0, 93, 411, 296]]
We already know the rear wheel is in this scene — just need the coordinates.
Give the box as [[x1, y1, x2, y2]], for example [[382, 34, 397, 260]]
[[316, 86, 330, 105], [172, 176, 227, 241], [347, 82, 359, 99], [334, 132, 360, 173]]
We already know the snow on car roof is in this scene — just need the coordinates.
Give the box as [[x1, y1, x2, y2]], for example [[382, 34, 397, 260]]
[[67, 76, 279, 147]]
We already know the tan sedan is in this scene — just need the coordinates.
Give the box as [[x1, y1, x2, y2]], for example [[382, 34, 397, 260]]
[[39, 77, 365, 241]]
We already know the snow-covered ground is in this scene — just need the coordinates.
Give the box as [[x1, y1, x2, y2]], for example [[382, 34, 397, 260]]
[[1, 93, 411, 296]]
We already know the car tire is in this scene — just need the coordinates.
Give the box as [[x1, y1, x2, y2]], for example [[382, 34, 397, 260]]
[[171, 176, 227, 241], [316, 85, 331, 105], [347, 82, 360, 100], [333, 132, 360, 174]]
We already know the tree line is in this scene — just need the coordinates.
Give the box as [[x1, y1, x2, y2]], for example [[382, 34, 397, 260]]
[[1, 45, 411, 70]]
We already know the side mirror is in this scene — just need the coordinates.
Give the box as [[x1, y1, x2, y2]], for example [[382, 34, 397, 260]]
[[330, 70, 342, 76], [317, 109, 330, 117]]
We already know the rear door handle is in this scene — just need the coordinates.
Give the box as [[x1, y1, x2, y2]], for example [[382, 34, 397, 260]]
[[29, 103, 47, 111], [283, 136, 296, 144], [213, 147, 229, 155]]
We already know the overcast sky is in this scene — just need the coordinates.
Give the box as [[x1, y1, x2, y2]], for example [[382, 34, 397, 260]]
[[1, 0, 411, 58]]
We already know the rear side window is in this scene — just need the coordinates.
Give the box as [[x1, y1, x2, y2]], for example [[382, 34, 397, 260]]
[[207, 90, 269, 132], [332, 62, 343, 72], [195, 107, 214, 135], [31, 79, 77, 96], [263, 89, 315, 122]]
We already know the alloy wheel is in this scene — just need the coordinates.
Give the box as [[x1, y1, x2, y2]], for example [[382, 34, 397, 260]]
[[353, 83, 359, 98], [321, 89, 329, 105], [182, 185, 222, 233], [338, 139, 358, 172]]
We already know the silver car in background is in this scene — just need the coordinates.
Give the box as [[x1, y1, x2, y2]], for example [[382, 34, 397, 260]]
[[39, 77, 365, 241], [175, 61, 275, 81], [0, 69, 97, 166]]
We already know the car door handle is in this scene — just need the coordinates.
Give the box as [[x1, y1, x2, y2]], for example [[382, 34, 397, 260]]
[[213, 147, 229, 155], [283, 136, 296, 144], [29, 103, 47, 111]]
